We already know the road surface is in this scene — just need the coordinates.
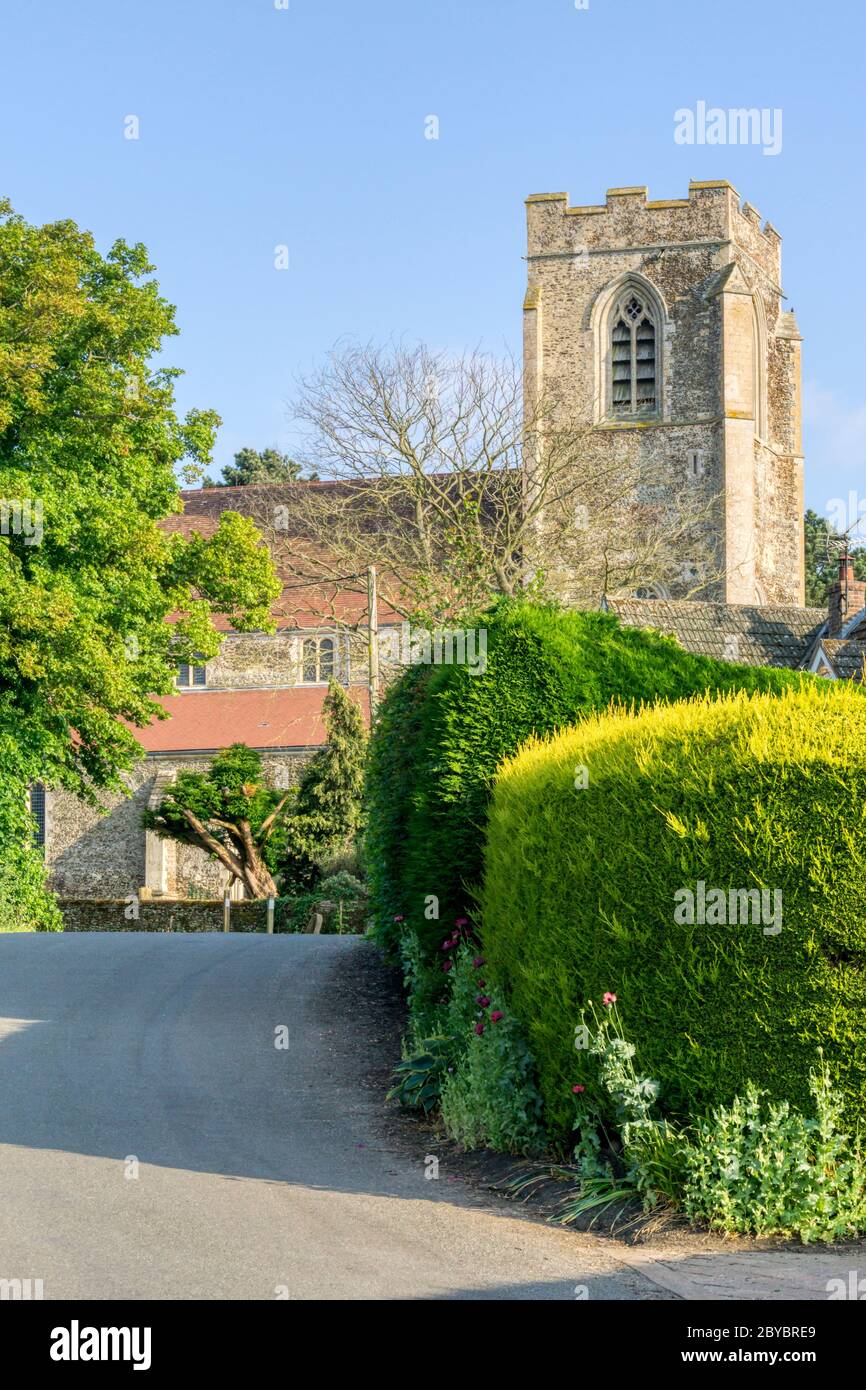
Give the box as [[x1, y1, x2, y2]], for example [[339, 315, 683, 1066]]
[[0, 932, 673, 1301]]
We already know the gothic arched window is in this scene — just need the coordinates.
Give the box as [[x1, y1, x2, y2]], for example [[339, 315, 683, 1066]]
[[610, 291, 658, 416]]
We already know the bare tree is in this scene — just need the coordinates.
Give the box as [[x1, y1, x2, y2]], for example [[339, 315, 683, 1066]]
[[245, 341, 722, 627]]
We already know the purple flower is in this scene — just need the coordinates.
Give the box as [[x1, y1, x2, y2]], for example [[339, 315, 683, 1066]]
[[474, 1022, 485, 1036], [490, 1011, 504, 1023]]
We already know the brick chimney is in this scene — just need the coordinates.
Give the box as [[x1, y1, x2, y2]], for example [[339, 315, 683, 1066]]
[[828, 555, 866, 635]]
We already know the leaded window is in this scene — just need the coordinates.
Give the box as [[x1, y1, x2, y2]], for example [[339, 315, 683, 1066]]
[[177, 662, 207, 688], [610, 291, 657, 415], [301, 636, 338, 684]]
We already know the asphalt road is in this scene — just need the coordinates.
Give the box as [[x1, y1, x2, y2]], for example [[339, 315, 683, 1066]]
[[0, 933, 670, 1301]]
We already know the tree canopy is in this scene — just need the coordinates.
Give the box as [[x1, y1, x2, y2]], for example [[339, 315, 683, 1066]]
[[142, 744, 289, 898], [804, 508, 866, 607], [0, 199, 281, 801], [203, 446, 314, 488]]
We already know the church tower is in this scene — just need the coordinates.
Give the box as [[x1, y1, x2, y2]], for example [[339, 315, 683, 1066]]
[[523, 180, 804, 604]]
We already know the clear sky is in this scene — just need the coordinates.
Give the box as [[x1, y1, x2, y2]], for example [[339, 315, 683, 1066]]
[[1, 0, 863, 523]]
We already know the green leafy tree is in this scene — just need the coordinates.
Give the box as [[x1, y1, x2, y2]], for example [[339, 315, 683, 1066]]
[[278, 681, 368, 888], [0, 739, 62, 930], [142, 745, 291, 898], [804, 508, 866, 607], [204, 446, 316, 488], [0, 198, 281, 809]]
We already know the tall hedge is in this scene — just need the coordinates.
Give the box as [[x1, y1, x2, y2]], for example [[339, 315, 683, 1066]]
[[480, 685, 866, 1141], [365, 601, 811, 963]]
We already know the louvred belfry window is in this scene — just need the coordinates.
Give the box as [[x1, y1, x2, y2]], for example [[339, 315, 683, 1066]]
[[610, 292, 657, 415]]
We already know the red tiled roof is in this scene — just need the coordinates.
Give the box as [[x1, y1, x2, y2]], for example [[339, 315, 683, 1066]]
[[132, 685, 369, 754]]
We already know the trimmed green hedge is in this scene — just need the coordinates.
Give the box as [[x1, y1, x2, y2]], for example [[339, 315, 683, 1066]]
[[365, 601, 813, 965], [480, 685, 866, 1142]]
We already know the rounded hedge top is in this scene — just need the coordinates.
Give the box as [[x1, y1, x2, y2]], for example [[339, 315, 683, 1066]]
[[481, 683, 866, 1141], [365, 600, 811, 965]]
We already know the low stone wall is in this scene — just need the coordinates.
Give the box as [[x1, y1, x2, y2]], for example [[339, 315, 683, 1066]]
[[59, 899, 266, 933], [58, 896, 369, 934]]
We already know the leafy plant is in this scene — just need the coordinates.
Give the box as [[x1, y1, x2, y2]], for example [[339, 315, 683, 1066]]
[[554, 997, 684, 1222], [387, 1036, 458, 1113], [682, 1057, 866, 1242], [143, 743, 291, 898], [0, 743, 62, 930], [439, 1012, 547, 1155]]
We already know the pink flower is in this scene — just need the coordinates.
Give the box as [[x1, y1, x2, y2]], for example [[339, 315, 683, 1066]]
[[442, 960, 452, 972], [393, 915, 404, 922], [474, 1022, 485, 1036], [455, 917, 469, 927], [490, 1011, 504, 1023], [572, 1084, 585, 1094], [441, 939, 453, 951], [476, 978, 486, 988], [476, 994, 491, 1007], [602, 992, 617, 1007], [473, 956, 486, 968]]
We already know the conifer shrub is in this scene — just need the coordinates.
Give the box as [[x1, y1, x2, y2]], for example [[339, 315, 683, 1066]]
[[276, 680, 368, 889], [365, 600, 811, 968], [480, 685, 866, 1143]]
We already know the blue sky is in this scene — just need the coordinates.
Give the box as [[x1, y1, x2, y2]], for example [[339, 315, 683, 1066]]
[[1, 0, 863, 523]]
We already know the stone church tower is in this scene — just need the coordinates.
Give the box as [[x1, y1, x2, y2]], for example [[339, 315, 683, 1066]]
[[523, 180, 804, 604]]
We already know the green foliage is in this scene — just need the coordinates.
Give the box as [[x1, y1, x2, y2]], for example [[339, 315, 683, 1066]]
[[439, 1014, 547, 1155], [552, 1009, 864, 1239], [365, 600, 812, 968], [146, 743, 275, 833], [203, 446, 315, 488], [682, 1061, 866, 1242], [143, 743, 288, 896], [804, 507, 866, 607], [564, 999, 686, 1214], [481, 683, 866, 1143], [318, 870, 365, 901], [397, 941, 548, 1154], [0, 742, 62, 930], [387, 1036, 457, 1113], [273, 873, 366, 934], [0, 199, 280, 803], [278, 681, 368, 889]]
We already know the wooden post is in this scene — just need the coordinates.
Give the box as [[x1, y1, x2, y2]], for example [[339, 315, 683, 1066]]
[[367, 564, 379, 720], [266, 896, 275, 935], [223, 893, 231, 933]]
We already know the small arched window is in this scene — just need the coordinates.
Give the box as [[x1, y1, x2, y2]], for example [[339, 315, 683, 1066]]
[[301, 635, 340, 683], [610, 291, 657, 416]]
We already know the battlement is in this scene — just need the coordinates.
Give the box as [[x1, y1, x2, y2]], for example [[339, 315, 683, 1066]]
[[525, 181, 781, 281]]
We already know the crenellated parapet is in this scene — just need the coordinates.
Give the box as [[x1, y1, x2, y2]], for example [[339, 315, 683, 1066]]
[[526, 181, 781, 283]]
